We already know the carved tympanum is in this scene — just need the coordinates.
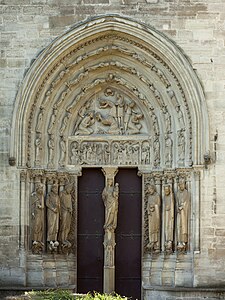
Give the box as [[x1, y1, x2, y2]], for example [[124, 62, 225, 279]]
[[74, 89, 146, 136]]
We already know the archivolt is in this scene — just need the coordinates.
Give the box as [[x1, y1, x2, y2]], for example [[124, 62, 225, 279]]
[[11, 15, 209, 169]]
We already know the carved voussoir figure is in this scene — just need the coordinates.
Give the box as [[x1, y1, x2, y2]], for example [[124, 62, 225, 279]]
[[102, 179, 119, 231], [176, 179, 190, 253], [59, 183, 73, 251], [146, 184, 161, 253], [165, 135, 173, 168], [31, 184, 44, 254], [164, 185, 174, 253], [46, 183, 60, 252]]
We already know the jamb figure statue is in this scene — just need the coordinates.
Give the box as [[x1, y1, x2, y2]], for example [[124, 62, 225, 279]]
[[46, 183, 60, 252], [164, 185, 174, 253], [146, 184, 161, 253], [31, 183, 44, 254], [176, 179, 190, 253], [59, 183, 73, 251]]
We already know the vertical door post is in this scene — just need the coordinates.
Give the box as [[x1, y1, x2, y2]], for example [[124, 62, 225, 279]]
[[101, 167, 118, 294]]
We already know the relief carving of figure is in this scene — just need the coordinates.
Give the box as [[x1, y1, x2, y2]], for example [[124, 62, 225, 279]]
[[164, 185, 174, 253], [176, 179, 190, 252], [162, 106, 171, 133], [96, 111, 120, 134], [59, 183, 73, 249], [31, 184, 44, 253], [102, 179, 119, 231], [59, 113, 70, 136], [104, 229, 115, 267], [35, 135, 42, 166], [116, 94, 125, 131], [46, 184, 60, 251], [151, 113, 159, 136], [75, 111, 95, 135], [48, 137, 55, 167], [59, 137, 66, 167], [124, 101, 135, 132], [141, 142, 150, 164], [127, 113, 143, 135], [36, 108, 44, 133], [165, 135, 173, 168], [71, 141, 80, 165], [103, 144, 110, 164], [146, 184, 161, 252], [176, 105, 185, 129], [178, 130, 185, 166], [96, 143, 103, 164], [73, 101, 92, 133], [48, 108, 57, 134]]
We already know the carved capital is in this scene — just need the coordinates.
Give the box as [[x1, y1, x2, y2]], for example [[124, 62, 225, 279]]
[[102, 167, 118, 182]]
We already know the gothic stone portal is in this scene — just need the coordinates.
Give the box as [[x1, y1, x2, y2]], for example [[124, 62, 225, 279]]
[[13, 15, 207, 296]]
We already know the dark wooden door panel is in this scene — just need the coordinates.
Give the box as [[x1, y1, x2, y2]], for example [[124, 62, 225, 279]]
[[77, 168, 105, 294], [115, 168, 142, 300]]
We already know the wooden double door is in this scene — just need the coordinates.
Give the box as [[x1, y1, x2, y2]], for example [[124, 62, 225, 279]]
[[77, 168, 142, 299]]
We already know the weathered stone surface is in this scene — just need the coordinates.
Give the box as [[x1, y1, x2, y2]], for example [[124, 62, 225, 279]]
[[0, 1, 225, 299]]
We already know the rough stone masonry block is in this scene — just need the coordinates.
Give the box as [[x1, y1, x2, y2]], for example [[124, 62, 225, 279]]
[[49, 15, 76, 29]]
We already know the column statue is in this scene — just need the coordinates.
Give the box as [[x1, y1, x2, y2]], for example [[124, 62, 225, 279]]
[[102, 179, 119, 231], [176, 179, 190, 252], [59, 183, 73, 250], [31, 183, 44, 254], [101, 167, 119, 294], [146, 184, 161, 253], [164, 185, 174, 253], [46, 183, 60, 251]]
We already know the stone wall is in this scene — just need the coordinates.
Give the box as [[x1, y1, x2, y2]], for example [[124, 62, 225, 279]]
[[1, 0, 225, 295]]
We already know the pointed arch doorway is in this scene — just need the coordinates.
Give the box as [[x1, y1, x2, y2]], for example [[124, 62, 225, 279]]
[[11, 13, 209, 296], [77, 167, 142, 299]]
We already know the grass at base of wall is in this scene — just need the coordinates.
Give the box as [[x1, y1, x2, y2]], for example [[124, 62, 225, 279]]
[[25, 290, 129, 300]]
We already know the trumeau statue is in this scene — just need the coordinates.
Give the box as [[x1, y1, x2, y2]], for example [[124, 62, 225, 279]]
[[31, 184, 44, 254], [46, 183, 60, 251], [59, 183, 73, 250], [176, 179, 190, 252], [164, 185, 174, 253], [102, 179, 119, 231], [146, 184, 161, 253]]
